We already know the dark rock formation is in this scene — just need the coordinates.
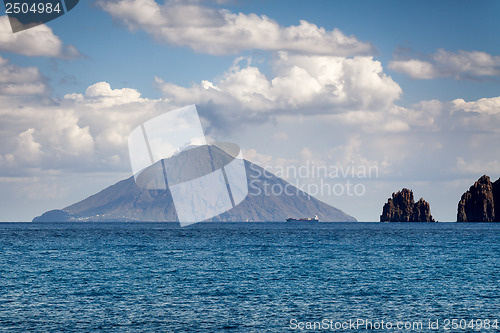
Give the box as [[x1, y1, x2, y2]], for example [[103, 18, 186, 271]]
[[457, 175, 500, 222], [412, 198, 434, 222], [380, 188, 435, 222], [494, 179, 500, 222]]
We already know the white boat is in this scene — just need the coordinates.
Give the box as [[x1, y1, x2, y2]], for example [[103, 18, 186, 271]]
[[286, 214, 319, 222]]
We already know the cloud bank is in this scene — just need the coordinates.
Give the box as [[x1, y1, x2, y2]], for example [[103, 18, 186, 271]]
[[0, 16, 80, 58], [98, 0, 374, 56], [389, 49, 500, 80], [1, 54, 499, 183], [0, 56, 48, 95], [155, 53, 403, 132]]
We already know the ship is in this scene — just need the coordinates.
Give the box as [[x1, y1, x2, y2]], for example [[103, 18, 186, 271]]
[[286, 214, 319, 222]]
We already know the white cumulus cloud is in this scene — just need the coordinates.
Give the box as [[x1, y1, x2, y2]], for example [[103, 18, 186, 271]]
[[98, 0, 373, 56], [0, 59, 164, 174], [155, 53, 402, 132], [0, 16, 80, 58], [64, 81, 148, 107], [388, 59, 436, 79], [452, 96, 500, 115], [389, 49, 500, 80], [0, 56, 48, 95], [15, 128, 43, 163]]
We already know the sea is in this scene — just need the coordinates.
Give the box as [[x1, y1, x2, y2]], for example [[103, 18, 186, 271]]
[[0, 222, 499, 332]]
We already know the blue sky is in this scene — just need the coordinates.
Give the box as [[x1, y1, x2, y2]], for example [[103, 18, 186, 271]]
[[8, 0, 500, 102], [1, 0, 500, 221]]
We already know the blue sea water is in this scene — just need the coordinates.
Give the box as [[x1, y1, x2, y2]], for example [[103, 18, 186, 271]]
[[0, 222, 499, 332]]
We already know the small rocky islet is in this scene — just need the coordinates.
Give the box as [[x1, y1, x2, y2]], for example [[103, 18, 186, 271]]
[[381, 175, 500, 222], [380, 188, 435, 222], [457, 175, 500, 222]]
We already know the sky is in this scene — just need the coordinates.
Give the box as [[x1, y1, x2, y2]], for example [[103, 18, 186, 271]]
[[1, 0, 500, 222]]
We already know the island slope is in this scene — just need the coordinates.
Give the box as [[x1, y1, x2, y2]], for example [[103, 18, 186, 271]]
[[33, 158, 356, 223], [457, 175, 500, 222]]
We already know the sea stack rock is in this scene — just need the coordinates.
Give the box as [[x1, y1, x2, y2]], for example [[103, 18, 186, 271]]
[[380, 188, 435, 222], [494, 179, 500, 221], [457, 175, 500, 222]]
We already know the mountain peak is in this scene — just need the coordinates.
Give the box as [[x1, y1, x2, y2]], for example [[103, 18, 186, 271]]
[[34, 155, 357, 223]]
